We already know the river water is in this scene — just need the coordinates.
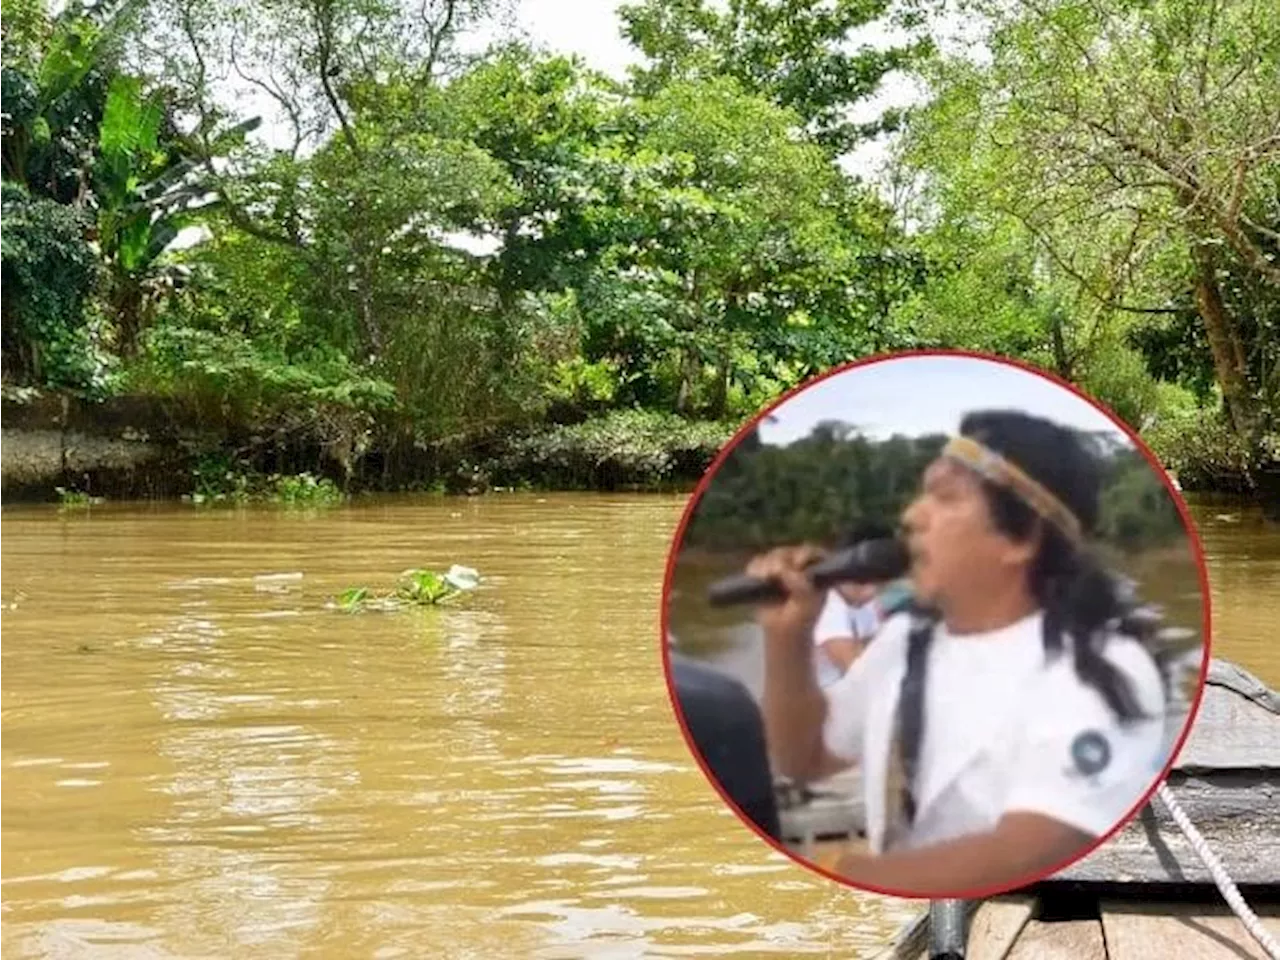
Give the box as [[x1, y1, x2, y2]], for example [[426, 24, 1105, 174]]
[[1, 492, 1275, 958]]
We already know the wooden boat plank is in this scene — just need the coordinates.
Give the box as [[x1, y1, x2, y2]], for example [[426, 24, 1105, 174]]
[[1177, 678, 1280, 770], [1005, 918, 1106, 960], [1202, 660, 1280, 715], [967, 897, 1033, 960], [1100, 901, 1280, 960], [872, 661, 1278, 956], [1053, 775, 1280, 885]]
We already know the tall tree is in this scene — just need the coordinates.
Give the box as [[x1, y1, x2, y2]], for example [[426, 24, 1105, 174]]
[[903, 0, 1280, 476], [572, 76, 861, 416], [619, 0, 929, 154], [141, 0, 548, 438]]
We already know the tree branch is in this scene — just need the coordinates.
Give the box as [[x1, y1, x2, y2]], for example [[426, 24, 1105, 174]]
[[1197, 0, 1220, 103], [177, 0, 214, 138], [229, 51, 306, 160], [1241, 214, 1280, 246], [311, 0, 360, 156], [172, 0, 305, 249], [201, 161, 306, 248], [423, 0, 458, 79], [1083, 118, 1203, 196], [1213, 209, 1280, 286], [1004, 208, 1184, 315], [1227, 154, 1248, 223], [1079, 119, 1280, 285]]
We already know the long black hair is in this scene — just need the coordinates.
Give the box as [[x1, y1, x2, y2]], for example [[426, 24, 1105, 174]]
[[894, 410, 1166, 825]]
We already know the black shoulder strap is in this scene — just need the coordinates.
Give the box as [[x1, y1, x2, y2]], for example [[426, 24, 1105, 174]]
[[896, 611, 936, 825]]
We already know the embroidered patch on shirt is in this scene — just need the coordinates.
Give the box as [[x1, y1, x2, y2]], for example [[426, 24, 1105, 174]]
[[1069, 730, 1112, 777]]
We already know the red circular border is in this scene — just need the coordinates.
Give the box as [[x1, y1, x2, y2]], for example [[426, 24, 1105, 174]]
[[657, 347, 1214, 901]]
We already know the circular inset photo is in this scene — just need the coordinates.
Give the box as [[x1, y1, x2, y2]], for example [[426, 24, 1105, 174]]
[[662, 351, 1210, 900]]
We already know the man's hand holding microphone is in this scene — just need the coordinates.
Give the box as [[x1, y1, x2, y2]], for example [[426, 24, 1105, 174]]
[[743, 545, 829, 647]]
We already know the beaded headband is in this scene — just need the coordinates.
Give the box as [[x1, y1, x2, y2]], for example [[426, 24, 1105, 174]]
[[943, 435, 1084, 546]]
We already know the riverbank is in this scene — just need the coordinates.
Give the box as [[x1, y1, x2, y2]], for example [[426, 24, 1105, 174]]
[[3, 389, 1272, 505], [0, 391, 735, 502]]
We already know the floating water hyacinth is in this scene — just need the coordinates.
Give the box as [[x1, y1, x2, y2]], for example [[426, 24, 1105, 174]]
[[332, 566, 481, 612]]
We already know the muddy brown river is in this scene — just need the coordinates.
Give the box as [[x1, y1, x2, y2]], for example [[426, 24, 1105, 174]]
[[1, 492, 1275, 958]]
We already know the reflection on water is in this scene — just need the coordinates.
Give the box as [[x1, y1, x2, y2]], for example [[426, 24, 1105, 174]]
[[1, 495, 920, 959], [142, 605, 355, 958]]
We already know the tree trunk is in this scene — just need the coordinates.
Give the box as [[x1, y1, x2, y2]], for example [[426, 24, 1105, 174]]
[[113, 281, 144, 359], [358, 262, 382, 357], [1047, 306, 1072, 379], [709, 343, 732, 420], [675, 346, 699, 415], [2, 294, 39, 383], [1190, 242, 1257, 485]]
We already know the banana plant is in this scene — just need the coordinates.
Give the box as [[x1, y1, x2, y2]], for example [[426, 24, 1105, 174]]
[[1, 0, 144, 201], [93, 73, 262, 355], [1, 0, 261, 356]]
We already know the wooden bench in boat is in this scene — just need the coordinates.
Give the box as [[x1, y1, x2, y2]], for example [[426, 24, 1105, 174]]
[[875, 658, 1280, 960], [777, 767, 865, 854]]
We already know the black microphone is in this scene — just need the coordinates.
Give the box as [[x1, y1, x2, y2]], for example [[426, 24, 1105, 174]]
[[707, 538, 911, 607]]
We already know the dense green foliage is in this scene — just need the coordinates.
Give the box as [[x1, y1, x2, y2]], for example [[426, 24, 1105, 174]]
[[894, 0, 1279, 484], [1, 183, 101, 388], [187, 460, 344, 506], [620, 0, 929, 152], [1096, 453, 1187, 551], [1, 0, 1275, 497], [684, 425, 946, 547], [683, 425, 1186, 552]]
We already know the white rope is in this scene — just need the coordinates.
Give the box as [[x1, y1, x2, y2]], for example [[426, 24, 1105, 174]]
[[1156, 783, 1280, 960]]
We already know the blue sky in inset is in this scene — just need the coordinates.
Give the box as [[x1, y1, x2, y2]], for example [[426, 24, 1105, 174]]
[[756, 355, 1129, 446]]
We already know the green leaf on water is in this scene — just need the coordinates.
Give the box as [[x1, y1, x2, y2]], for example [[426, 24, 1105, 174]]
[[337, 586, 370, 612], [331, 567, 480, 613], [396, 569, 453, 604]]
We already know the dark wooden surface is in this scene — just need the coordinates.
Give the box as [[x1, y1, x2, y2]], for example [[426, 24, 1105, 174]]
[[1052, 780, 1280, 885], [876, 663, 1280, 959], [1177, 661, 1280, 770], [1055, 661, 1280, 886]]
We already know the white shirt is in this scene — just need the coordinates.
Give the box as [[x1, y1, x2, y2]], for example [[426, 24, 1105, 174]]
[[821, 609, 1167, 854], [815, 591, 881, 644], [812, 591, 880, 688]]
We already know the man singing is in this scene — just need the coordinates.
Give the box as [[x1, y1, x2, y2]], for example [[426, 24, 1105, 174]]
[[748, 410, 1169, 896]]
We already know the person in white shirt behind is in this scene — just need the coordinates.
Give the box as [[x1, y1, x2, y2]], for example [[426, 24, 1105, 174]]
[[747, 410, 1175, 897], [812, 521, 906, 688]]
